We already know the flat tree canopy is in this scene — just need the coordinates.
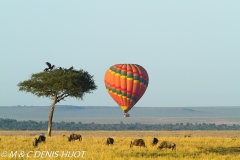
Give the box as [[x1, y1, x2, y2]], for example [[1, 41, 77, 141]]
[[18, 66, 97, 136]]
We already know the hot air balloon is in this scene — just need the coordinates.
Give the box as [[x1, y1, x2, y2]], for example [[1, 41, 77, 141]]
[[104, 64, 149, 117]]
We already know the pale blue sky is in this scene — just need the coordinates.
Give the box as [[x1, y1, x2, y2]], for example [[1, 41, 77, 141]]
[[1, 1, 239, 107]]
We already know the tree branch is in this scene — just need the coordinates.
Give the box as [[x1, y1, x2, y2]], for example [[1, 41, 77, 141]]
[[57, 93, 69, 102]]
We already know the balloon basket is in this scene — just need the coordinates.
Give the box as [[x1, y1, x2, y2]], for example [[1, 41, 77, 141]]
[[124, 113, 130, 117]]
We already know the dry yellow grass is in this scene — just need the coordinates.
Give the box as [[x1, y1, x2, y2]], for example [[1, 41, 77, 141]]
[[0, 131, 240, 160]]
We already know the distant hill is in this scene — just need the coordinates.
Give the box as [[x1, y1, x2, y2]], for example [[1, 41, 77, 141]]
[[0, 106, 240, 124]]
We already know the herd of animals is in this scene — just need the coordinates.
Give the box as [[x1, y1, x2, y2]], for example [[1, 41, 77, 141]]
[[32, 133, 176, 151]]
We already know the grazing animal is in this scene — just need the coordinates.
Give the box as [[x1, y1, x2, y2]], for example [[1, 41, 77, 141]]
[[33, 138, 38, 148], [44, 62, 55, 71], [37, 135, 46, 143], [68, 133, 82, 142], [184, 134, 192, 138], [157, 141, 176, 151], [130, 139, 147, 148], [106, 137, 114, 145], [32, 135, 46, 147], [68, 66, 73, 70], [152, 137, 158, 146]]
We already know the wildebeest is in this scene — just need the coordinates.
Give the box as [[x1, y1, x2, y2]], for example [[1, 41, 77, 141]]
[[184, 134, 192, 138], [68, 133, 82, 142], [106, 137, 114, 145], [37, 135, 46, 143], [33, 138, 38, 148], [152, 137, 158, 146], [32, 135, 46, 147], [157, 141, 176, 151], [130, 139, 147, 148]]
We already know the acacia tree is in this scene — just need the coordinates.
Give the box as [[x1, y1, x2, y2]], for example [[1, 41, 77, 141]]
[[18, 67, 97, 136]]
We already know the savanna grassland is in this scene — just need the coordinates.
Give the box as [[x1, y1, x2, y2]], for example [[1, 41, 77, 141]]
[[1, 131, 240, 160]]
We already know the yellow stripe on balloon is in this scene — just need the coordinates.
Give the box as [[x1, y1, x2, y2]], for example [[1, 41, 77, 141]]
[[127, 98, 133, 101], [120, 106, 128, 111], [109, 71, 115, 74]]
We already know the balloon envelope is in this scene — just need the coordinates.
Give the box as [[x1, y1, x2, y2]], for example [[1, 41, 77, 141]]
[[104, 64, 149, 113]]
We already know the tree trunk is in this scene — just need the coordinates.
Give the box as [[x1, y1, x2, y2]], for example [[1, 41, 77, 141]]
[[47, 95, 57, 137]]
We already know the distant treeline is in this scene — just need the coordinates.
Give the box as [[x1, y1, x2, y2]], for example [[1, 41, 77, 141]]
[[0, 118, 240, 130]]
